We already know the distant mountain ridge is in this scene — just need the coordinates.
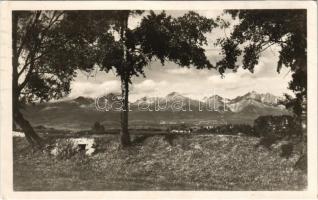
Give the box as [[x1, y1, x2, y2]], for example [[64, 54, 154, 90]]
[[22, 91, 290, 130], [130, 91, 284, 113], [230, 91, 282, 105], [48, 91, 285, 113]]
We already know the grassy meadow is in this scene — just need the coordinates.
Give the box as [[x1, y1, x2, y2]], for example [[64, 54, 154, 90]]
[[13, 133, 306, 191]]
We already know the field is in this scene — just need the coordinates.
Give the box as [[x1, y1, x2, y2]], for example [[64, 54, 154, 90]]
[[13, 133, 306, 191]]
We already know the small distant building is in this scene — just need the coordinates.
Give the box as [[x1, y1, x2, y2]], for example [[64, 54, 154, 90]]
[[169, 124, 191, 134]]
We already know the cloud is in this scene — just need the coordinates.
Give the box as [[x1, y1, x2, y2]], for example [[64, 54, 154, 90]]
[[68, 59, 292, 101], [69, 80, 121, 99], [207, 65, 293, 98], [131, 79, 168, 95], [166, 68, 196, 75]]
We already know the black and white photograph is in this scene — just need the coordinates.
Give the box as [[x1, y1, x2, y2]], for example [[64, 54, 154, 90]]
[[0, 1, 317, 198]]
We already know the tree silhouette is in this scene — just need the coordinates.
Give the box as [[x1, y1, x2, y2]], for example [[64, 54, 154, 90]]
[[93, 11, 216, 146], [216, 9, 307, 164], [12, 11, 114, 147], [216, 10, 306, 118]]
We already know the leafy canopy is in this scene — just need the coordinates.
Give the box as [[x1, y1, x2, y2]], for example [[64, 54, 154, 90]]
[[15, 10, 217, 103], [216, 10, 306, 116], [14, 11, 118, 104], [95, 11, 217, 81]]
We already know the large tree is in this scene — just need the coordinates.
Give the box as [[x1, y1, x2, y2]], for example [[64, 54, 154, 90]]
[[216, 10, 306, 117], [12, 11, 115, 147], [92, 11, 216, 146], [216, 10, 307, 157]]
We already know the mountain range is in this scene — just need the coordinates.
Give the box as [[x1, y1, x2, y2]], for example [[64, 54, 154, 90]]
[[22, 91, 290, 131], [92, 90, 285, 113]]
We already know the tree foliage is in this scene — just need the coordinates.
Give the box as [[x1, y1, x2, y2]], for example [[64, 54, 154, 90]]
[[216, 10, 307, 116], [14, 11, 104, 105], [12, 11, 118, 146], [89, 10, 217, 145], [96, 11, 216, 81]]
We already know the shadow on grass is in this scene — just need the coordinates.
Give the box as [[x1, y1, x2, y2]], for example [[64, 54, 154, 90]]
[[131, 135, 152, 145], [131, 134, 179, 146]]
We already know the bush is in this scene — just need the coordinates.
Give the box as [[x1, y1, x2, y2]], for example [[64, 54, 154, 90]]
[[280, 143, 294, 158], [50, 138, 94, 160], [254, 115, 303, 161], [256, 136, 279, 149], [203, 124, 256, 136], [254, 115, 301, 138], [91, 121, 105, 134], [71, 152, 91, 169], [294, 154, 307, 171], [51, 140, 79, 160], [233, 124, 256, 136]]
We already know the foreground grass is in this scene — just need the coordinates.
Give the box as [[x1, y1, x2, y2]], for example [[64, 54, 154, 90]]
[[13, 134, 306, 191]]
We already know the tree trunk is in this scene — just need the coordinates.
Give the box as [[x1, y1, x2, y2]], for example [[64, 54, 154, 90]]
[[12, 12, 43, 148], [294, 95, 307, 171], [298, 95, 307, 170], [301, 96, 307, 155], [13, 110, 43, 148], [120, 75, 131, 147], [119, 11, 131, 147]]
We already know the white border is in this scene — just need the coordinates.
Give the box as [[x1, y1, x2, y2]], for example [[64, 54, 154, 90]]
[[0, 1, 317, 199]]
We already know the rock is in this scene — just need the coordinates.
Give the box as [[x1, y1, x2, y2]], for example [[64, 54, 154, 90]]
[[238, 132, 244, 136], [50, 147, 58, 156], [51, 137, 96, 156], [194, 144, 202, 150]]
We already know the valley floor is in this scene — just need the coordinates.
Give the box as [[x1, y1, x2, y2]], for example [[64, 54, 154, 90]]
[[13, 134, 306, 191]]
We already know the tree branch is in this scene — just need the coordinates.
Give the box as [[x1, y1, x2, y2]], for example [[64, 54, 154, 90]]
[[258, 42, 276, 54], [18, 62, 34, 92], [18, 12, 64, 80], [16, 11, 42, 58]]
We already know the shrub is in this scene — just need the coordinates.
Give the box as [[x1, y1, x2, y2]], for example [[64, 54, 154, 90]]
[[254, 115, 303, 160], [254, 115, 301, 138], [91, 121, 105, 134], [50, 138, 95, 159], [71, 152, 91, 169], [52, 140, 79, 160], [204, 124, 256, 136], [164, 134, 177, 146], [294, 154, 307, 172], [233, 124, 256, 136], [256, 135, 279, 149], [280, 143, 294, 158]]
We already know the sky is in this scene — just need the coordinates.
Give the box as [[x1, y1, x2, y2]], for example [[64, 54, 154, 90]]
[[67, 10, 293, 102]]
